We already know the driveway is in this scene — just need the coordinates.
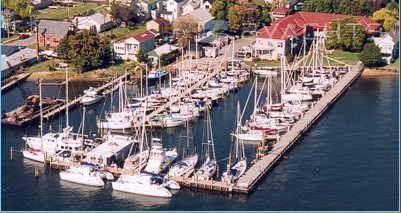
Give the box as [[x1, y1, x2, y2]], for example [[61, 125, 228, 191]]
[[4, 33, 37, 47]]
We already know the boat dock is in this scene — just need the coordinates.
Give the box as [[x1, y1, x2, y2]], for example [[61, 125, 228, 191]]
[[232, 63, 363, 194], [42, 73, 130, 120], [1, 73, 32, 93]]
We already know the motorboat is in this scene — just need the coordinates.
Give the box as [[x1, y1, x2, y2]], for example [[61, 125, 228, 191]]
[[81, 87, 102, 106], [144, 138, 178, 174], [146, 70, 169, 80], [112, 174, 172, 197]]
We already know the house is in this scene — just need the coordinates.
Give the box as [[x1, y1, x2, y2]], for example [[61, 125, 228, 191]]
[[166, 0, 189, 19], [200, 0, 213, 12], [271, 7, 289, 21], [255, 11, 381, 60], [113, 30, 155, 61], [32, 0, 53, 10], [2, 46, 37, 80], [147, 44, 179, 66], [146, 17, 169, 35], [373, 26, 399, 64], [37, 20, 76, 50], [138, 0, 162, 20], [182, 0, 200, 15], [74, 13, 113, 33], [175, 8, 215, 32]]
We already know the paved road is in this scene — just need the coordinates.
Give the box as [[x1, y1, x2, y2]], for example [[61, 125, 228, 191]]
[[3, 33, 37, 47], [174, 37, 255, 70]]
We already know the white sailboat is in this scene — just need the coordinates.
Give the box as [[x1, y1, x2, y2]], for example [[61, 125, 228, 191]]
[[168, 124, 198, 177], [112, 105, 177, 197], [59, 166, 106, 187], [193, 108, 217, 180], [23, 68, 87, 162], [222, 102, 247, 183]]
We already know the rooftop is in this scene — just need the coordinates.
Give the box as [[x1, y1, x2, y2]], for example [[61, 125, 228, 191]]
[[38, 20, 72, 37], [189, 8, 214, 23]]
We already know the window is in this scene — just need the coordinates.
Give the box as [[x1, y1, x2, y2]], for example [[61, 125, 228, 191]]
[[278, 42, 283, 48], [170, 2, 173, 5], [205, 5, 209, 9]]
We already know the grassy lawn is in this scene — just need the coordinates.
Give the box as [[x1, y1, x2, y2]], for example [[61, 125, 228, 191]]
[[99, 24, 147, 41], [24, 58, 136, 78], [252, 0, 265, 6], [326, 50, 360, 65], [35, 3, 99, 20], [1, 34, 19, 43], [383, 58, 399, 69], [244, 60, 280, 67]]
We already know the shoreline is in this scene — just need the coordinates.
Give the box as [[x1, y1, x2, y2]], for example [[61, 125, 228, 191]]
[[26, 71, 142, 82], [361, 68, 399, 77]]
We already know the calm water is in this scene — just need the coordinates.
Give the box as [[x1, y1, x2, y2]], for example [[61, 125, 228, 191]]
[[1, 75, 399, 211]]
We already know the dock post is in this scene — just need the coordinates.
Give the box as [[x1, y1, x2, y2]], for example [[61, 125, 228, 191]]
[[35, 164, 39, 178], [10, 147, 13, 160]]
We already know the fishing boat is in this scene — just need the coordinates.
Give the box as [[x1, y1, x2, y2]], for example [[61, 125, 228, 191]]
[[146, 70, 169, 80], [59, 166, 106, 187], [80, 87, 102, 106], [144, 138, 178, 174]]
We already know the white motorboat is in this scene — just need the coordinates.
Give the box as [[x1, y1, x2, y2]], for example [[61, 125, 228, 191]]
[[144, 138, 178, 174], [59, 166, 105, 187], [112, 174, 172, 197], [146, 70, 169, 80], [254, 69, 278, 76], [81, 87, 102, 106]]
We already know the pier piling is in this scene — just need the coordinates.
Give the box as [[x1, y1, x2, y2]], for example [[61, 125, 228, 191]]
[[35, 164, 39, 178], [10, 147, 13, 160]]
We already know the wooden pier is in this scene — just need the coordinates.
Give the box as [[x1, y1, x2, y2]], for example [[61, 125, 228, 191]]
[[232, 63, 364, 194], [42, 73, 130, 120], [1, 73, 31, 93]]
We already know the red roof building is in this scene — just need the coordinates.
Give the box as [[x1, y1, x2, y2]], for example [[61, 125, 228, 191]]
[[113, 30, 155, 61], [255, 11, 381, 60], [271, 7, 290, 21]]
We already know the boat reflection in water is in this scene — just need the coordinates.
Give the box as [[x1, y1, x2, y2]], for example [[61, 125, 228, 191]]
[[112, 190, 172, 209]]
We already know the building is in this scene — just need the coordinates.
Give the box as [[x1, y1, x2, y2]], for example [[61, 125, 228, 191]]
[[138, 0, 162, 20], [32, 0, 53, 10], [200, 0, 213, 12], [175, 8, 214, 32], [255, 11, 381, 60], [37, 20, 76, 50], [146, 17, 169, 35], [271, 7, 289, 21], [113, 30, 155, 61], [2, 46, 37, 80], [147, 44, 179, 66], [166, 0, 189, 19], [182, 0, 200, 15], [373, 26, 399, 64], [74, 13, 113, 33]]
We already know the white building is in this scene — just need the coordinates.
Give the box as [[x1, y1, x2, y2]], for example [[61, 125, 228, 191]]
[[373, 27, 399, 64], [113, 30, 155, 61], [74, 13, 113, 33], [166, 0, 189, 19], [147, 44, 179, 66], [182, 0, 200, 15]]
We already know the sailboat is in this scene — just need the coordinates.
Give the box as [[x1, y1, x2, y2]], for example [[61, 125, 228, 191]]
[[221, 101, 247, 183], [112, 104, 179, 198], [22, 68, 87, 162], [193, 107, 217, 180], [168, 123, 199, 177]]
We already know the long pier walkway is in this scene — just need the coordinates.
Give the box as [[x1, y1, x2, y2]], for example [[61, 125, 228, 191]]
[[232, 63, 364, 194], [43, 73, 129, 120]]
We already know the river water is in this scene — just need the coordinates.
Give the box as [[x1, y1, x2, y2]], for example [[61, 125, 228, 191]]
[[1, 74, 399, 211]]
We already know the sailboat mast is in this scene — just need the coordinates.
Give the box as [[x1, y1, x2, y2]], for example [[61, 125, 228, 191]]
[[66, 68, 69, 129], [39, 79, 43, 151]]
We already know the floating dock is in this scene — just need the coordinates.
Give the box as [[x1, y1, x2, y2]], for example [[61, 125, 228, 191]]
[[232, 63, 363, 194]]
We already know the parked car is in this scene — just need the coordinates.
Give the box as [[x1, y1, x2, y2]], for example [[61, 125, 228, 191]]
[[18, 34, 29, 39]]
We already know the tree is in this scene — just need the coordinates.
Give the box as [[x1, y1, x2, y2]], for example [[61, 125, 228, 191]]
[[136, 49, 147, 63], [173, 18, 198, 49], [159, 54, 169, 67], [67, 30, 111, 73], [373, 8, 398, 31], [303, 0, 373, 16], [326, 17, 366, 52], [110, 2, 137, 24], [2, 0, 31, 18], [257, 5, 271, 26], [359, 43, 382, 67], [227, 1, 259, 34], [210, 0, 228, 20]]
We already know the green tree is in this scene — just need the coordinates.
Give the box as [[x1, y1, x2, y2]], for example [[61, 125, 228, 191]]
[[385, 0, 398, 10], [56, 32, 74, 59], [2, 0, 31, 18], [227, 1, 259, 34], [159, 54, 169, 67], [359, 43, 382, 67], [373, 8, 398, 31], [110, 2, 137, 24], [210, 0, 228, 20], [257, 5, 271, 25], [136, 49, 147, 63], [173, 18, 198, 49], [326, 17, 366, 52], [67, 30, 111, 73]]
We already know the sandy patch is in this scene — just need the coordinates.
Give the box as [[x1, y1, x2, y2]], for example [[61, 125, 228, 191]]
[[361, 68, 399, 78]]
